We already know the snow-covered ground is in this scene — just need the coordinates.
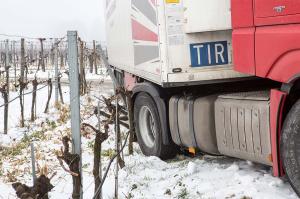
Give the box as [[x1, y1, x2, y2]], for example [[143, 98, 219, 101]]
[[26, 68, 111, 82], [7, 67, 111, 83], [0, 78, 298, 199]]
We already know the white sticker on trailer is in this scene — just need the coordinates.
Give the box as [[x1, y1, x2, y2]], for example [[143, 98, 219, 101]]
[[166, 1, 184, 46], [169, 35, 184, 45], [166, 4, 182, 14], [168, 24, 183, 35], [167, 15, 182, 24]]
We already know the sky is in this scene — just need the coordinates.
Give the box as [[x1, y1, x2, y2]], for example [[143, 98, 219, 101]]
[[0, 0, 106, 42]]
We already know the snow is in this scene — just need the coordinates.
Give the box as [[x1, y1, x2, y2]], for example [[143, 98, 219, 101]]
[[11, 67, 112, 83], [106, 155, 297, 199], [0, 76, 298, 199], [187, 161, 197, 175]]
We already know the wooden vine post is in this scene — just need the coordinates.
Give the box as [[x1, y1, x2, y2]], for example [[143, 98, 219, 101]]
[[88, 53, 94, 73], [39, 38, 46, 72], [93, 40, 98, 74], [115, 96, 119, 199], [1, 40, 10, 134], [126, 93, 134, 155], [79, 39, 87, 95], [5, 40, 9, 95], [44, 78, 53, 113], [60, 49, 65, 69], [31, 78, 38, 121], [58, 75, 64, 104], [12, 41, 17, 88], [19, 38, 25, 127], [0, 84, 8, 134]]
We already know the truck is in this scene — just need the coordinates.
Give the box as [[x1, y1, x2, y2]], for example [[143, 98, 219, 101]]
[[105, 0, 300, 196]]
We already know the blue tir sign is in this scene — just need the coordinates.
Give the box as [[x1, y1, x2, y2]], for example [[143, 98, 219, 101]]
[[190, 41, 229, 67]]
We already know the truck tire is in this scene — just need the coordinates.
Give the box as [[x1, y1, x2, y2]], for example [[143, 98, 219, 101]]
[[281, 99, 300, 196], [134, 92, 176, 160]]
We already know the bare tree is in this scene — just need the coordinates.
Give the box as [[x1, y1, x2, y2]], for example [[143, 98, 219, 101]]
[[57, 136, 81, 199], [12, 175, 54, 199], [82, 123, 108, 198]]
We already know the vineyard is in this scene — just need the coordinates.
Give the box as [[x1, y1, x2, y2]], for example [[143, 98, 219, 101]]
[[0, 32, 298, 199]]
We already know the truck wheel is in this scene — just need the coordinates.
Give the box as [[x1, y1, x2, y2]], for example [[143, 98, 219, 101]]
[[281, 99, 300, 196], [134, 92, 176, 160]]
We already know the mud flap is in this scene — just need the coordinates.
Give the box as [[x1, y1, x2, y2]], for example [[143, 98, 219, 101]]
[[270, 89, 287, 177]]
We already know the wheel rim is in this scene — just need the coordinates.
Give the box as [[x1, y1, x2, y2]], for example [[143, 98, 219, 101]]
[[139, 106, 156, 148]]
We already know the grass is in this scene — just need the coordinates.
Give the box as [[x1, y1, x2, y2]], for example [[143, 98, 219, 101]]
[[164, 188, 171, 195], [87, 140, 94, 149], [177, 187, 188, 199], [143, 176, 154, 181], [1, 130, 47, 157], [101, 148, 115, 158], [45, 118, 57, 130], [82, 163, 90, 169], [1, 114, 60, 158], [58, 104, 70, 124]]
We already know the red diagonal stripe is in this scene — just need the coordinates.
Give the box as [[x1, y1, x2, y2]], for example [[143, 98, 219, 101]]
[[132, 19, 158, 42]]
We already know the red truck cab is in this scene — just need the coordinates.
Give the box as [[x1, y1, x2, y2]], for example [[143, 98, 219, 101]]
[[232, 0, 300, 83], [232, 0, 300, 194]]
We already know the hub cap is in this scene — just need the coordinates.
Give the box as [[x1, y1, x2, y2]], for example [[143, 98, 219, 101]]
[[139, 106, 156, 148]]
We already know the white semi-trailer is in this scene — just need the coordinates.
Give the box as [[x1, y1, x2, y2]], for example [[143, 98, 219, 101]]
[[106, 0, 247, 86], [105, 0, 300, 196]]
